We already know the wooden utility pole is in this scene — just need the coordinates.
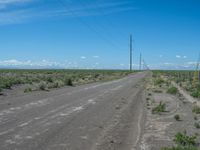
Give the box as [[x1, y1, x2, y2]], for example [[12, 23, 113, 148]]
[[130, 34, 133, 71], [139, 53, 142, 71]]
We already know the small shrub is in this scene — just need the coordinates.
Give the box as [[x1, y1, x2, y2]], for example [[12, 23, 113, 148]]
[[161, 131, 198, 150], [146, 97, 150, 100], [46, 77, 53, 83], [24, 87, 32, 93], [191, 91, 200, 98], [174, 131, 197, 146], [153, 89, 163, 93], [161, 146, 198, 150], [194, 116, 198, 120], [52, 82, 59, 88], [167, 87, 178, 95], [154, 78, 165, 85], [0, 88, 3, 95], [194, 122, 200, 129], [39, 83, 46, 91], [152, 102, 166, 114], [65, 78, 73, 86], [4, 81, 12, 89], [192, 105, 200, 114], [174, 114, 181, 121]]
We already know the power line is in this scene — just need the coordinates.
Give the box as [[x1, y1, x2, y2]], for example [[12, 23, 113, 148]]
[[75, 0, 126, 50], [56, 0, 123, 51]]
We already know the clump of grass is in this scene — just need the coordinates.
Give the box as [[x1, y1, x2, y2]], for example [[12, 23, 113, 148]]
[[174, 114, 181, 121], [191, 91, 200, 98], [167, 86, 178, 95], [161, 131, 198, 150], [39, 83, 46, 91], [161, 146, 198, 150], [146, 97, 150, 100], [46, 77, 53, 83], [192, 105, 200, 114], [174, 131, 197, 146], [154, 78, 165, 85], [4, 81, 12, 89], [24, 87, 32, 93], [64, 78, 73, 86], [0, 88, 3, 95], [152, 102, 166, 114], [194, 122, 200, 129], [153, 89, 163, 93]]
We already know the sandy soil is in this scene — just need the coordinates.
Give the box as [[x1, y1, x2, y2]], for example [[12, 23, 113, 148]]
[[140, 78, 200, 150]]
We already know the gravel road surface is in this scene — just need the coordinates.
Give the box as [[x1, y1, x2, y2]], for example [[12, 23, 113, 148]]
[[0, 72, 148, 150]]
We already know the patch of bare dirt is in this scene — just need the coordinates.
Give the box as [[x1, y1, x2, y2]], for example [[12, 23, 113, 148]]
[[140, 78, 200, 150]]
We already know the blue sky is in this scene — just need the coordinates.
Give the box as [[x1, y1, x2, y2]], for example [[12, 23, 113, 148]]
[[0, 0, 200, 70]]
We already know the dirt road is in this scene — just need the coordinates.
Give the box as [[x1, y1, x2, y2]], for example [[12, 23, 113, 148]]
[[0, 72, 148, 150]]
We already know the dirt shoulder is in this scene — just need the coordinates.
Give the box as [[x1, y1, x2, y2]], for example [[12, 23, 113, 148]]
[[139, 76, 200, 150]]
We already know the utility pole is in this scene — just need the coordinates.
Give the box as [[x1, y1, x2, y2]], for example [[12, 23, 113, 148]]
[[139, 53, 142, 71], [130, 34, 133, 71]]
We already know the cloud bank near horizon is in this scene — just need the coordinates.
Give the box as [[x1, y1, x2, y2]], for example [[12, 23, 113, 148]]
[[0, 59, 197, 70]]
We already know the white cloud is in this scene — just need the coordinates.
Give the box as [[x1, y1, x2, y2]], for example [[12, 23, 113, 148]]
[[93, 56, 99, 58], [80, 56, 86, 59], [187, 61, 196, 65], [175, 55, 187, 59], [0, 1, 136, 25], [163, 62, 172, 65]]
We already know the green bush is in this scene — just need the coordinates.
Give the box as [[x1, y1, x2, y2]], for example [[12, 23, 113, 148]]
[[65, 78, 73, 86], [154, 78, 165, 85], [192, 106, 200, 114], [190, 91, 200, 98], [4, 81, 12, 89], [24, 87, 32, 93], [39, 83, 46, 91], [161, 146, 198, 150], [167, 87, 178, 95], [194, 122, 200, 129], [46, 77, 53, 83], [174, 114, 181, 121], [0, 87, 3, 95], [161, 131, 198, 150], [174, 131, 196, 146], [152, 102, 166, 114]]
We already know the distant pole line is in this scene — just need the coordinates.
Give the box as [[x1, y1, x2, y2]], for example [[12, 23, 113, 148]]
[[143, 59, 150, 71], [130, 34, 133, 71], [139, 53, 142, 71]]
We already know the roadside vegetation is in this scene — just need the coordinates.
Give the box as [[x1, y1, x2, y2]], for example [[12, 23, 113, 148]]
[[143, 71, 200, 150], [192, 105, 200, 114], [152, 101, 166, 114], [167, 86, 178, 95], [0, 69, 131, 94], [161, 131, 198, 150], [153, 70, 200, 99]]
